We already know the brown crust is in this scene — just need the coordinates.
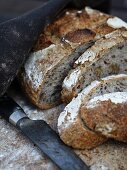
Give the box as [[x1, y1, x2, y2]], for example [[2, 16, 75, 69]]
[[61, 87, 78, 103], [32, 8, 110, 52], [63, 28, 96, 44], [19, 70, 56, 110], [43, 8, 109, 40], [33, 33, 53, 52], [81, 100, 127, 142], [61, 71, 84, 103], [93, 23, 115, 36], [59, 116, 107, 149]]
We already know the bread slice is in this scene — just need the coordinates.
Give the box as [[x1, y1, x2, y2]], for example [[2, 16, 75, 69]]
[[81, 92, 127, 142], [58, 74, 127, 149], [62, 28, 127, 103], [19, 7, 115, 110]]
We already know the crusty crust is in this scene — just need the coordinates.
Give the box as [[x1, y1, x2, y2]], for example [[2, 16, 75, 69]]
[[59, 116, 106, 149], [81, 99, 127, 142], [33, 7, 110, 52], [42, 7, 110, 43], [61, 88, 76, 103], [63, 29, 96, 44]]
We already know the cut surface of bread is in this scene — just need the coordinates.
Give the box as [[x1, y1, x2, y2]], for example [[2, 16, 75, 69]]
[[20, 7, 115, 109], [62, 29, 127, 103], [81, 92, 127, 142], [58, 74, 127, 149]]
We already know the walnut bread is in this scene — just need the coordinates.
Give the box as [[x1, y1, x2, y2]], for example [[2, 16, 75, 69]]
[[20, 7, 116, 110]]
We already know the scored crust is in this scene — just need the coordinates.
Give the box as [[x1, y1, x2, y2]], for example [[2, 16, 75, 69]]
[[80, 92, 127, 142], [33, 6, 111, 52]]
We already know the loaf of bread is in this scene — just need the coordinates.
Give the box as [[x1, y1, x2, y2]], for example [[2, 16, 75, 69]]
[[62, 25, 127, 103], [81, 92, 127, 142], [58, 74, 127, 149], [19, 7, 115, 110]]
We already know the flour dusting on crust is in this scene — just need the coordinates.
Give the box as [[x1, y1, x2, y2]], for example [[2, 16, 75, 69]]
[[107, 17, 127, 29], [58, 80, 100, 130], [25, 44, 55, 90], [63, 68, 81, 90], [87, 92, 127, 109]]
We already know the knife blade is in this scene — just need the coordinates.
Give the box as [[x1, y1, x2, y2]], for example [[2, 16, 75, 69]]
[[0, 95, 90, 170]]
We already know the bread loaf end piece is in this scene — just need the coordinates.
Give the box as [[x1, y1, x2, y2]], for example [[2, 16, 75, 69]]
[[58, 117, 107, 149], [81, 92, 127, 142]]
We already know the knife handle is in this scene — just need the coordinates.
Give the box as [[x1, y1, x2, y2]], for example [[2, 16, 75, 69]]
[[0, 95, 28, 126]]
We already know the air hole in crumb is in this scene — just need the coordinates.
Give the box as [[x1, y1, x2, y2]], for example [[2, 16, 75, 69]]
[[118, 45, 124, 50], [111, 55, 115, 58]]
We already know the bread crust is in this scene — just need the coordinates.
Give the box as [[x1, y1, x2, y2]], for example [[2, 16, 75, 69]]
[[81, 99, 127, 142], [41, 7, 110, 44], [59, 116, 106, 149]]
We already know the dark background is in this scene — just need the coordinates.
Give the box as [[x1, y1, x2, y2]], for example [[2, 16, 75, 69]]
[[111, 0, 127, 21], [0, 0, 127, 23]]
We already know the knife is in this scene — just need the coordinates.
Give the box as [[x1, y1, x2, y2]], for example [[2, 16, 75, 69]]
[[0, 95, 90, 170]]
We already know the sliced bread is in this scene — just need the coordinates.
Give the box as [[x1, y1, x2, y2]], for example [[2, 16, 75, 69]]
[[19, 7, 114, 109], [58, 74, 127, 149], [81, 92, 127, 142], [62, 27, 127, 103]]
